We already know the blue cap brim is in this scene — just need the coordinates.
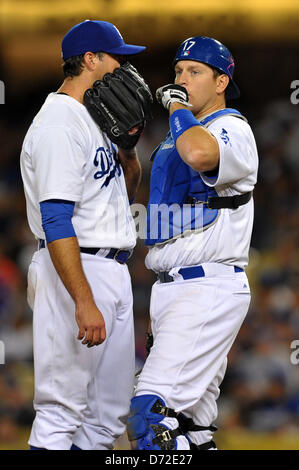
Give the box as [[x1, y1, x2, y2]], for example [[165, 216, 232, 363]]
[[102, 44, 146, 55]]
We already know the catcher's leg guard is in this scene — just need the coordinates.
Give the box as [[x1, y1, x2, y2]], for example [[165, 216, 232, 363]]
[[177, 412, 218, 450], [127, 395, 188, 450]]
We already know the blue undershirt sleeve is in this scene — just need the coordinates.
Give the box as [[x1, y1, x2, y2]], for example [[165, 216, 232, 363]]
[[40, 199, 76, 244], [169, 109, 201, 145]]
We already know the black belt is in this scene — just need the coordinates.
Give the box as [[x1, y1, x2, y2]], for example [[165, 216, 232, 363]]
[[186, 191, 252, 209], [158, 265, 244, 283], [38, 240, 131, 265]]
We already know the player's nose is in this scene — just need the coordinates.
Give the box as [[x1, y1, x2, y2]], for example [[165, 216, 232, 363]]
[[176, 71, 188, 87]]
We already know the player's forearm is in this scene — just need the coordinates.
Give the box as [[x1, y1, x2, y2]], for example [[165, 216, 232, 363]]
[[118, 148, 142, 201], [169, 103, 219, 172], [175, 126, 219, 172], [47, 237, 94, 306]]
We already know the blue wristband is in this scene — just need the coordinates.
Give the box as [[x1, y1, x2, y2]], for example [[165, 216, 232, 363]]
[[169, 109, 201, 145], [40, 199, 76, 244]]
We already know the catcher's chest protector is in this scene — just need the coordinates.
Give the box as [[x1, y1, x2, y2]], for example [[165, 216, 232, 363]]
[[145, 108, 247, 246]]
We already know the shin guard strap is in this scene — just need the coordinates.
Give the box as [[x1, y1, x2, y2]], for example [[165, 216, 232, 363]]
[[190, 440, 217, 450], [150, 399, 177, 418], [152, 426, 182, 446]]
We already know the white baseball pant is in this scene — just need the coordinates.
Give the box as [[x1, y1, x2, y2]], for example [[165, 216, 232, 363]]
[[27, 248, 135, 450], [135, 262, 251, 447]]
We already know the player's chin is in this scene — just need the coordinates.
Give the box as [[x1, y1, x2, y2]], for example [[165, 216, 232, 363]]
[[187, 96, 195, 108], [189, 103, 198, 115]]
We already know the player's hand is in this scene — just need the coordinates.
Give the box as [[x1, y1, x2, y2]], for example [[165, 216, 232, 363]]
[[75, 300, 106, 348], [156, 84, 192, 110]]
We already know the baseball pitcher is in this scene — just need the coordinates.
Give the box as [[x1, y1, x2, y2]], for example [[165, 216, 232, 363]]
[[20, 20, 152, 450]]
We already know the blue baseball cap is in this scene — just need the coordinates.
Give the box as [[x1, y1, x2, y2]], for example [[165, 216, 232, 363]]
[[62, 20, 146, 61]]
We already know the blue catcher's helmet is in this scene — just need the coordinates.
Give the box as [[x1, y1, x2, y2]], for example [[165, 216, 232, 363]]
[[173, 36, 240, 99]]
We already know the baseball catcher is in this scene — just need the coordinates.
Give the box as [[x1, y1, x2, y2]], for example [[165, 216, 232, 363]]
[[128, 36, 258, 451]]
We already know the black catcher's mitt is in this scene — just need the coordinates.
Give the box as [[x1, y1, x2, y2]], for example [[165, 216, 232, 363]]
[[84, 62, 153, 149]]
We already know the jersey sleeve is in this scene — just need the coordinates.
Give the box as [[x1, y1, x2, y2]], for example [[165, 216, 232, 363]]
[[31, 125, 86, 203], [200, 117, 258, 192]]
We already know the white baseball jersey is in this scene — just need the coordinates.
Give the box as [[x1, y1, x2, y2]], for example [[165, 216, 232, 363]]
[[20, 92, 136, 250], [145, 114, 258, 272]]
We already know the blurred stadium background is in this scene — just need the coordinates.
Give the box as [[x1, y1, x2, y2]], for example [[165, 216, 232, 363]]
[[0, 0, 299, 450]]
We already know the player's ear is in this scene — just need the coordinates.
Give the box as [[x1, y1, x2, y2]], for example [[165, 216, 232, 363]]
[[83, 52, 98, 71], [216, 74, 229, 95]]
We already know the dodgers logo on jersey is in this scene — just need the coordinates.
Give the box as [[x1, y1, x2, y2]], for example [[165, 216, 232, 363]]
[[220, 128, 231, 146], [93, 144, 121, 188]]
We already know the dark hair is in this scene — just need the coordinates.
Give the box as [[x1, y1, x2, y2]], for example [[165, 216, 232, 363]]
[[212, 67, 222, 79], [62, 51, 104, 78]]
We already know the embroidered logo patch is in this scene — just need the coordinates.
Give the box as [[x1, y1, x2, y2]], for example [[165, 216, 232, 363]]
[[174, 116, 182, 133], [220, 128, 231, 146], [161, 143, 174, 150]]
